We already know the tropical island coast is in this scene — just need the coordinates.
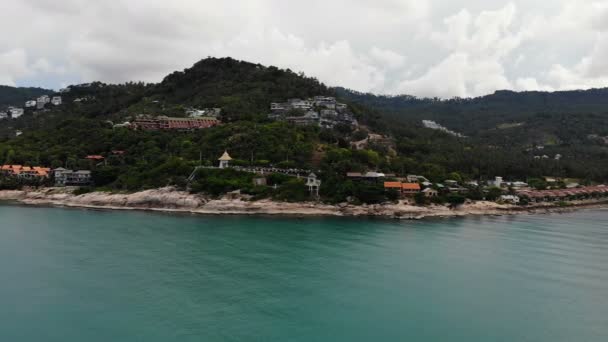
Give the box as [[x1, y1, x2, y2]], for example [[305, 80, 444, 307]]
[[2, 57, 608, 218]]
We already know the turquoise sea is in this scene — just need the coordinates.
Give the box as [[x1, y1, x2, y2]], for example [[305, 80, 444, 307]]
[[0, 204, 607, 341]]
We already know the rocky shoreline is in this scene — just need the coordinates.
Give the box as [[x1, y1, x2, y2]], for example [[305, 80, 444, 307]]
[[0, 187, 606, 219]]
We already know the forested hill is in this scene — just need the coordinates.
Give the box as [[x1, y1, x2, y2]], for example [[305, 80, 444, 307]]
[[2, 57, 608, 197], [154, 58, 333, 120], [0, 86, 51, 107]]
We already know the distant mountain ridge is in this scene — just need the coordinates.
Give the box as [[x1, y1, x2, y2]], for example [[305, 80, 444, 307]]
[[335, 87, 608, 135]]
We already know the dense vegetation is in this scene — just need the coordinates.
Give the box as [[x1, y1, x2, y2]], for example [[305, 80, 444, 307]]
[[337, 87, 608, 182], [0, 86, 51, 107], [1, 57, 608, 204]]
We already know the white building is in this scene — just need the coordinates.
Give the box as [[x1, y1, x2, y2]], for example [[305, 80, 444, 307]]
[[0, 112, 7, 119], [306, 173, 322, 197], [37, 95, 50, 104], [51, 96, 62, 106], [54, 168, 92, 187], [288, 99, 313, 110], [25, 100, 37, 108], [489, 176, 503, 188], [36, 95, 50, 109], [9, 107, 24, 118]]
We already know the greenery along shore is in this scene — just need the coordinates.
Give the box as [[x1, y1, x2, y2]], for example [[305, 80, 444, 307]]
[[1, 57, 608, 205]]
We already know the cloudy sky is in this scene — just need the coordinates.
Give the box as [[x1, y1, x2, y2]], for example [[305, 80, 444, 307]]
[[2, 0, 608, 98]]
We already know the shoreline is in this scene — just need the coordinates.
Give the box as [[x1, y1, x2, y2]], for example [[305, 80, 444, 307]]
[[1, 187, 607, 219]]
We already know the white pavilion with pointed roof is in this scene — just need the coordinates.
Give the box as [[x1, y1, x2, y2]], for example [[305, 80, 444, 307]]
[[218, 151, 232, 169]]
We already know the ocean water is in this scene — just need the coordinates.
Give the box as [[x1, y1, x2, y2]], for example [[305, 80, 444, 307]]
[[0, 205, 607, 341]]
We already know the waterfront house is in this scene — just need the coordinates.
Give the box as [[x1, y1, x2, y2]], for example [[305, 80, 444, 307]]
[[402, 183, 421, 196], [306, 173, 322, 197], [422, 188, 438, 198], [384, 182, 421, 197], [54, 168, 92, 187], [1, 165, 50, 179]]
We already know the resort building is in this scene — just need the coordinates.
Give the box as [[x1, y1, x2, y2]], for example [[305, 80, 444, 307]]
[[54, 168, 92, 187], [132, 116, 220, 131], [384, 181, 421, 197], [1, 165, 51, 179]]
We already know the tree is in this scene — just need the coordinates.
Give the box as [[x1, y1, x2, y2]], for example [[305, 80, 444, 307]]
[[485, 187, 503, 201], [414, 192, 427, 205], [446, 194, 466, 206]]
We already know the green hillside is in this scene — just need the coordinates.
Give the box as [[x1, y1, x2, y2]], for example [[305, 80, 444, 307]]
[[1, 57, 608, 203]]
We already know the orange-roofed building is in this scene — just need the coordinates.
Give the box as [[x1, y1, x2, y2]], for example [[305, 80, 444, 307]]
[[402, 183, 421, 196], [384, 182, 402, 189], [85, 155, 105, 160], [384, 182, 421, 198], [0, 164, 51, 179]]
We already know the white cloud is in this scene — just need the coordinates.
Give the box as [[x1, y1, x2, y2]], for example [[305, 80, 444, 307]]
[[1, 0, 608, 97], [0, 49, 30, 86]]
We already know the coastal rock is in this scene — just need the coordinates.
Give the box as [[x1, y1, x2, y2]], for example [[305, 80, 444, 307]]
[[0, 188, 605, 219]]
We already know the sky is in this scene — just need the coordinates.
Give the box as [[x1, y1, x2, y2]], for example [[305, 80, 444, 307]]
[[1, 0, 608, 98]]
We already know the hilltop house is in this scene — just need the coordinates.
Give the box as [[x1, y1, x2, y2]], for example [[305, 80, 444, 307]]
[[9, 107, 24, 118], [269, 96, 357, 128], [36, 95, 50, 109], [186, 108, 221, 118], [51, 96, 62, 106]]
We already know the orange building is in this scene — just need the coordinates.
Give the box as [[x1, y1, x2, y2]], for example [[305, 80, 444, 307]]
[[384, 182, 421, 197], [1, 165, 51, 179]]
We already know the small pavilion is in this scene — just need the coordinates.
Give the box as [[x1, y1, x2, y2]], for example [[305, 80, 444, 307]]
[[218, 151, 232, 169]]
